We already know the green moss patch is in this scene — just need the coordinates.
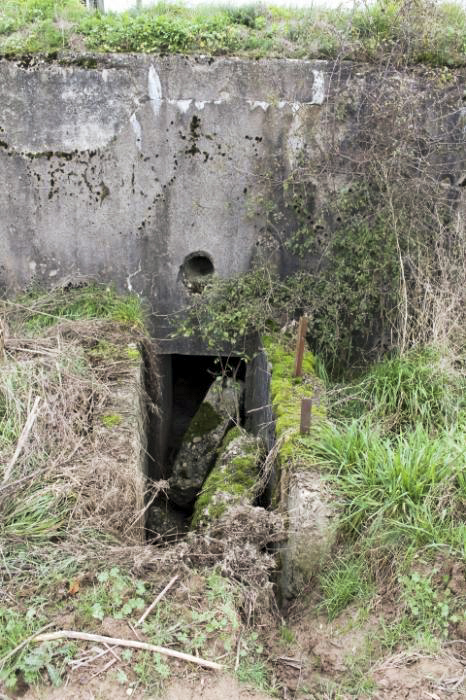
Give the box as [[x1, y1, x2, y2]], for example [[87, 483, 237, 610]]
[[191, 429, 260, 528], [101, 413, 122, 428], [183, 403, 222, 443], [264, 334, 324, 461]]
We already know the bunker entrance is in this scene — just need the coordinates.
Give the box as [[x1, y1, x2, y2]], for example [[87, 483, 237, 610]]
[[145, 353, 247, 541]]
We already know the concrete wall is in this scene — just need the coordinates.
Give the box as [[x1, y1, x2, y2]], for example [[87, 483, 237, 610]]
[[0, 54, 464, 353], [0, 54, 331, 351]]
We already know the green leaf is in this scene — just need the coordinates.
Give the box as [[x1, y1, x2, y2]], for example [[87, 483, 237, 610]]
[[91, 602, 105, 621]]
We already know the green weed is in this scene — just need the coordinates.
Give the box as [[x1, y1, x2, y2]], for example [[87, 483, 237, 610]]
[[279, 624, 294, 645], [77, 567, 146, 624], [0, 0, 464, 67], [400, 570, 463, 639], [236, 659, 273, 693], [0, 608, 77, 689], [319, 556, 374, 620]]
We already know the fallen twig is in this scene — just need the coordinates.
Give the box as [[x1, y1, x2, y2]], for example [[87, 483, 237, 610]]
[[235, 633, 242, 671], [89, 657, 116, 679], [32, 630, 222, 670], [276, 656, 303, 671], [137, 575, 178, 626]]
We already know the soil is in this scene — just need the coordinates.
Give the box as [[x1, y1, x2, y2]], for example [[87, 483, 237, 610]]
[[17, 674, 272, 700], [267, 595, 466, 700]]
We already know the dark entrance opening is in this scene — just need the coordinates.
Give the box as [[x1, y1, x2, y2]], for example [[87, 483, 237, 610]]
[[148, 354, 246, 482], [145, 353, 246, 541], [179, 252, 214, 293]]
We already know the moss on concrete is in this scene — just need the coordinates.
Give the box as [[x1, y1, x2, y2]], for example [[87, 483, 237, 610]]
[[264, 334, 335, 598], [183, 402, 222, 443], [191, 428, 259, 528], [264, 334, 325, 462]]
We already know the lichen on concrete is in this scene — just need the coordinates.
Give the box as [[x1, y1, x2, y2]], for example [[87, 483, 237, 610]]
[[191, 427, 261, 529]]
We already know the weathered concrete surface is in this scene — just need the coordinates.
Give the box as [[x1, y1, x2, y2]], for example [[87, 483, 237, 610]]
[[0, 55, 464, 354], [279, 470, 336, 599], [0, 54, 330, 352]]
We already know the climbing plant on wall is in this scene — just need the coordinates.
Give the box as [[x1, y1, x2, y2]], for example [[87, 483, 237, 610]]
[[175, 2, 465, 373]]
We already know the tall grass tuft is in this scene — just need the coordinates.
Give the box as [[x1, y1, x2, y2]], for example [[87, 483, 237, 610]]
[[334, 346, 464, 433], [305, 418, 464, 548]]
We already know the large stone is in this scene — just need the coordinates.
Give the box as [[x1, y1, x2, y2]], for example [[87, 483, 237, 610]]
[[191, 427, 261, 529], [169, 378, 243, 507]]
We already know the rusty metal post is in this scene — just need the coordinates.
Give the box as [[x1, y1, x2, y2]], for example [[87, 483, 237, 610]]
[[293, 316, 308, 378], [0, 317, 4, 361]]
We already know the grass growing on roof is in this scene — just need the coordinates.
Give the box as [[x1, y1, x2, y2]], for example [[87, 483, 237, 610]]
[[0, 0, 465, 67], [10, 283, 145, 332]]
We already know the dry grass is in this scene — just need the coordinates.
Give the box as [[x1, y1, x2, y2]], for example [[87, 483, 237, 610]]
[[0, 291, 281, 636], [0, 306, 159, 599]]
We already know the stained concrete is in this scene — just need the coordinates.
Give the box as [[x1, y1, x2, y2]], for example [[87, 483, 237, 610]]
[[0, 54, 331, 352], [0, 55, 464, 355]]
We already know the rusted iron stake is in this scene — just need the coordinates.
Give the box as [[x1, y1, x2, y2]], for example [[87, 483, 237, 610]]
[[300, 398, 312, 435], [293, 316, 308, 378]]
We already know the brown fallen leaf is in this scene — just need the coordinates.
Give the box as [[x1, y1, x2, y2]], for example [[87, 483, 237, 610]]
[[68, 579, 81, 595]]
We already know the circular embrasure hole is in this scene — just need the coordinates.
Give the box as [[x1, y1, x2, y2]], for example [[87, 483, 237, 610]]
[[180, 252, 214, 293]]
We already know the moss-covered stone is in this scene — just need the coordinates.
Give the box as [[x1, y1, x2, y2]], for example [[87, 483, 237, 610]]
[[183, 402, 222, 443], [191, 428, 260, 528], [169, 379, 244, 508]]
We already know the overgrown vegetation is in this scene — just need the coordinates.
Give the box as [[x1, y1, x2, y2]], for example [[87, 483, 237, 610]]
[[0, 285, 280, 695], [12, 283, 145, 331], [308, 344, 466, 663], [0, 0, 465, 66], [176, 18, 465, 373]]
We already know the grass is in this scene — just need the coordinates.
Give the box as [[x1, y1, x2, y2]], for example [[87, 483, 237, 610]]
[[10, 283, 145, 332], [306, 421, 464, 543], [333, 346, 465, 432], [318, 555, 374, 621], [307, 342, 466, 665], [0, 0, 465, 67]]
